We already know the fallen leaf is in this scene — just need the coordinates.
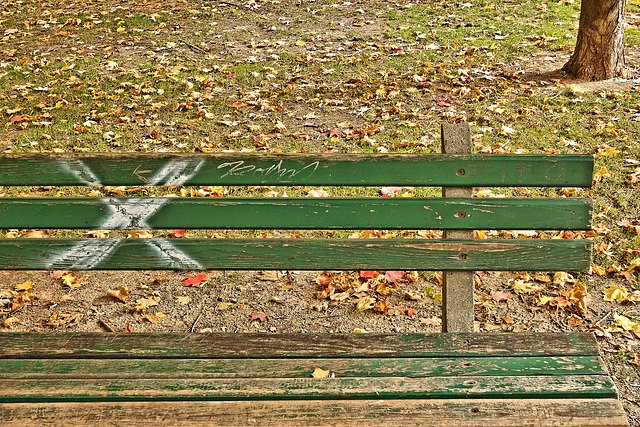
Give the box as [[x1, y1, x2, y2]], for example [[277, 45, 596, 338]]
[[107, 286, 129, 302], [4, 317, 19, 328], [257, 271, 283, 281], [604, 285, 629, 303], [359, 271, 379, 278], [249, 312, 267, 322], [125, 322, 135, 332], [176, 296, 191, 305], [356, 296, 375, 311], [311, 367, 332, 378], [169, 229, 188, 238], [385, 271, 407, 283], [183, 273, 209, 287], [491, 291, 514, 302], [61, 273, 83, 288], [145, 312, 166, 323], [407, 308, 417, 316], [15, 280, 34, 291]]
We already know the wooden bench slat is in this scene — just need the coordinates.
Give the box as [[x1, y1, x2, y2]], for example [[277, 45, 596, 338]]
[[0, 356, 607, 379], [0, 153, 594, 187], [0, 333, 600, 358], [0, 197, 593, 230], [0, 375, 618, 402], [0, 238, 592, 271], [0, 399, 627, 427]]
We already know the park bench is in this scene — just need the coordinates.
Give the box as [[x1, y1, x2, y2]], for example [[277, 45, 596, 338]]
[[0, 123, 628, 425]]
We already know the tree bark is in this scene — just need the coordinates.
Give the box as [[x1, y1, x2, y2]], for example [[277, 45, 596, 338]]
[[562, 0, 626, 81]]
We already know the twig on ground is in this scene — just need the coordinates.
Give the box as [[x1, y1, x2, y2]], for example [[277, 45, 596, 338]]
[[98, 319, 115, 332], [596, 311, 613, 327], [179, 39, 207, 54], [190, 311, 204, 333]]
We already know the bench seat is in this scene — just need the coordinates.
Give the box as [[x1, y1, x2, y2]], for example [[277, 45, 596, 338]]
[[0, 332, 628, 426]]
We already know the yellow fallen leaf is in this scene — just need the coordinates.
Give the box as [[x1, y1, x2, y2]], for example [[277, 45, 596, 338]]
[[604, 285, 629, 303], [61, 273, 82, 288], [4, 317, 19, 328], [356, 296, 375, 311], [15, 280, 34, 291], [593, 166, 612, 183], [145, 312, 166, 324], [311, 367, 332, 378], [509, 279, 541, 294]]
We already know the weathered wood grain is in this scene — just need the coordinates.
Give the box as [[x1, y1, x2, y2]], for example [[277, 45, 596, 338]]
[[0, 356, 607, 379], [442, 122, 475, 333], [0, 238, 592, 270], [0, 399, 627, 426], [0, 197, 593, 230], [0, 375, 619, 402], [0, 153, 594, 187], [0, 333, 600, 358]]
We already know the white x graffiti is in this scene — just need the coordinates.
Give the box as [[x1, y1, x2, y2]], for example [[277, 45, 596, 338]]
[[47, 158, 207, 270]]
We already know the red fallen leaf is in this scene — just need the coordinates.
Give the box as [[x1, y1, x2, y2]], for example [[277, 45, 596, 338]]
[[171, 7, 185, 11], [169, 229, 187, 238], [503, 316, 514, 324], [380, 186, 403, 197], [407, 308, 417, 316], [10, 115, 24, 122], [315, 274, 333, 286], [491, 291, 514, 302], [249, 312, 267, 322], [359, 271, 379, 279], [327, 129, 343, 137], [182, 273, 209, 287], [228, 102, 247, 108], [436, 96, 451, 107], [225, 72, 237, 77], [385, 271, 407, 283]]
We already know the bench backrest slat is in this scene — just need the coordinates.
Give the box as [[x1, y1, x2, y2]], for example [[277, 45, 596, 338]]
[[0, 238, 591, 271], [0, 197, 592, 230], [0, 153, 593, 187]]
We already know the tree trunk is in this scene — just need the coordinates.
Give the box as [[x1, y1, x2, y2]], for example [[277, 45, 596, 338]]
[[562, 0, 626, 81]]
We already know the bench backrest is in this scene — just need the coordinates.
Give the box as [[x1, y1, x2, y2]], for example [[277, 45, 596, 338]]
[[0, 145, 593, 273]]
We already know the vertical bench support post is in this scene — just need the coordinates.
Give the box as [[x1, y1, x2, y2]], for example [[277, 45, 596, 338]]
[[441, 123, 474, 332]]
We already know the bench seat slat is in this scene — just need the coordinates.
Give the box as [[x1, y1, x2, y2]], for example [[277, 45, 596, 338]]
[[0, 197, 593, 230], [0, 238, 592, 271], [0, 333, 600, 358], [0, 356, 607, 379], [0, 153, 594, 187], [0, 399, 627, 427], [0, 375, 618, 402]]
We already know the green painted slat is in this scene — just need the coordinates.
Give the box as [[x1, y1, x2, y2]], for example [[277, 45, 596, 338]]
[[0, 153, 594, 187], [0, 356, 606, 379], [0, 238, 592, 271], [0, 333, 600, 358], [0, 375, 617, 402], [0, 198, 593, 230]]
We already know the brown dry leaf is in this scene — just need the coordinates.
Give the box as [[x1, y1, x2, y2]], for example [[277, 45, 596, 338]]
[[134, 297, 159, 313], [216, 302, 229, 310], [107, 286, 129, 302], [257, 271, 283, 281], [553, 272, 575, 285], [125, 322, 135, 333], [84, 230, 109, 238], [176, 296, 191, 305], [563, 282, 589, 317], [311, 367, 333, 378], [14, 280, 34, 291], [127, 230, 153, 238], [509, 279, 541, 294], [4, 317, 19, 328], [405, 291, 422, 301]]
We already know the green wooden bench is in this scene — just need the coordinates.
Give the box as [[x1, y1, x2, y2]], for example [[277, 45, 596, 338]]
[[0, 123, 628, 426]]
